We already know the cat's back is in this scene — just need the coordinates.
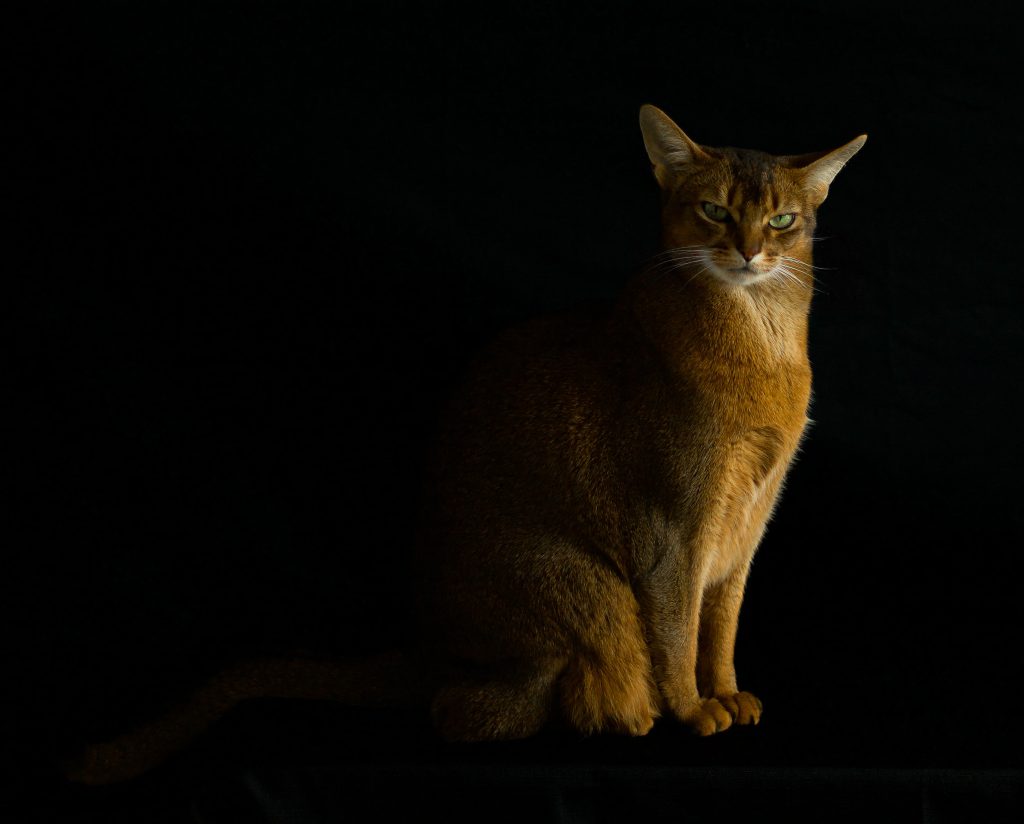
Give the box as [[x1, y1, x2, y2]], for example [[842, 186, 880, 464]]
[[426, 305, 626, 493], [446, 304, 625, 421]]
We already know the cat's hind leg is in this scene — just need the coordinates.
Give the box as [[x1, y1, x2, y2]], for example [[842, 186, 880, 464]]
[[559, 582, 661, 737], [430, 657, 564, 742]]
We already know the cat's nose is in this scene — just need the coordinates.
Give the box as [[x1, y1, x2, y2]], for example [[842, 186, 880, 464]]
[[741, 247, 760, 262]]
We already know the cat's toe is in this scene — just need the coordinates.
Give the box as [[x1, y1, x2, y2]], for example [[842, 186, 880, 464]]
[[680, 698, 733, 736], [620, 713, 656, 737], [717, 691, 762, 725]]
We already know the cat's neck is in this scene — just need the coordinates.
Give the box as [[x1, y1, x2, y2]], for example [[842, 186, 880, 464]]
[[621, 261, 813, 376]]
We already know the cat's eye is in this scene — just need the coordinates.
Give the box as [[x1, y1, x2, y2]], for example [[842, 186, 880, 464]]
[[768, 213, 796, 230], [701, 202, 730, 222]]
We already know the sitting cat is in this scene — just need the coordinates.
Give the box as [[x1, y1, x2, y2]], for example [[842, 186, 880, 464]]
[[68, 105, 865, 783]]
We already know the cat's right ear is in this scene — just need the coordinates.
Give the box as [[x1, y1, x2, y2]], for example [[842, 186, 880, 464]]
[[639, 105, 709, 189]]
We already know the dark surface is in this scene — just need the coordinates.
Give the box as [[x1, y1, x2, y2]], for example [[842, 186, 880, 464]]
[[13, 2, 1024, 821], [38, 703, 1024, 822]]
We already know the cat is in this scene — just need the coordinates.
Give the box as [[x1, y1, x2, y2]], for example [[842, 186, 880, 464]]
[[66, 105, 866, 783]]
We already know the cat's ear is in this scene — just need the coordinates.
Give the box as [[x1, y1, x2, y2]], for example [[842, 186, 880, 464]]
[[787, 135, 867, 205], [639, 105, 710, 189]]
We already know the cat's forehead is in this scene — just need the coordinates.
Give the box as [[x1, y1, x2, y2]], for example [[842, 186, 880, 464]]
[[687, 146, 798, 206]]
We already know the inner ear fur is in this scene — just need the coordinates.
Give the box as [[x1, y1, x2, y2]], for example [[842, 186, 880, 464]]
[[784, 135, 867, 205], [639, 104, 711, 189]]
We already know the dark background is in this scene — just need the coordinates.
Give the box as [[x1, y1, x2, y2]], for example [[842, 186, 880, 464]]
[[13, 2, 1024, 821]]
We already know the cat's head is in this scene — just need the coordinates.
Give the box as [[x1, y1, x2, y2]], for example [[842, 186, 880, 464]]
[[639, 105, 865, 289]]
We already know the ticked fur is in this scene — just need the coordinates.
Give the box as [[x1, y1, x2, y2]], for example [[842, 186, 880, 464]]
[[68, 105, 865, 784], [419, 105, 865, 739]]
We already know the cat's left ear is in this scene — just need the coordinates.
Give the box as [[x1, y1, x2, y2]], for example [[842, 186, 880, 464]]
[[787, 135, 867, 205]]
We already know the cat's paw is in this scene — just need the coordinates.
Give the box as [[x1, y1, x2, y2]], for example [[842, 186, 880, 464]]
[[677, 698, 733, 736], [715, 691, 763, 725]]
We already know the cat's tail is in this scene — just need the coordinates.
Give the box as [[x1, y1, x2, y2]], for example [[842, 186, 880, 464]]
[[62, 649, 429, 786]]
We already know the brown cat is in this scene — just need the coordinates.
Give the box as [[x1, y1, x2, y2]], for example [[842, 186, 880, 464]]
[[67, 105, 865, 783]]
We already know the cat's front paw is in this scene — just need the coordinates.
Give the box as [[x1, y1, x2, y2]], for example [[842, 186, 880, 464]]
[[715, 691, 763, 725], [677, 698, 733, 736]]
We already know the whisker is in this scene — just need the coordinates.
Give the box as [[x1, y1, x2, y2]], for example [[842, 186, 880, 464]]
[[647, 244, 708, 263], [780, 255, 834, 273], [646, 257, 707, 279], [647, 255, 704, 266], [652, 251, 708, 261], [774, 265, 806, 289], [775, 264, 826, 296], [643, 246, 711, 285], [680, 265, 709, 290], [649, 255, 709, 268]]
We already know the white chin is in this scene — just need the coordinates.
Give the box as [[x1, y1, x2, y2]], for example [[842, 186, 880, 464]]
[[708, 264, 772, 288]]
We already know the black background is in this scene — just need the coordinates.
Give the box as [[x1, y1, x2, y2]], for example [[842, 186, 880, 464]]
[[14, 2, 1024, 820]]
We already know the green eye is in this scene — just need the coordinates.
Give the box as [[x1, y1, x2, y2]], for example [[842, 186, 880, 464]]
[[768, 213, 796, 229], [701, 202, 730, 222]]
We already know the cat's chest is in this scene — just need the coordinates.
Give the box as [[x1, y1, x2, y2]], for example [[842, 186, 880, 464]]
[[683, 291, 812, 420], [673, 357, 811, 457], [650, 354, 810, 483], [700, 414, 805, 508]]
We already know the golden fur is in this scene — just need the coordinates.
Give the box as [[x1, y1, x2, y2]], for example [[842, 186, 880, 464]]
[[68, 105, 865, 783]]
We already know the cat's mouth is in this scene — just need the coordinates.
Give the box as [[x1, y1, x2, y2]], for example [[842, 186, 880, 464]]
[[696, 250, 777, 288], [712, 263, 773, 287]]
